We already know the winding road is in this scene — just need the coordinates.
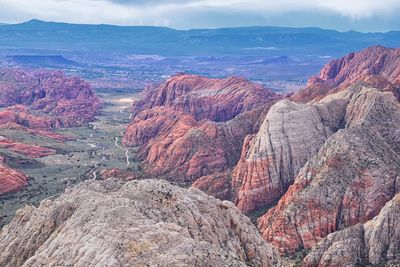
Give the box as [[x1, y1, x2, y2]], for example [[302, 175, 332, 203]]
[[115, 136, 130, 166]]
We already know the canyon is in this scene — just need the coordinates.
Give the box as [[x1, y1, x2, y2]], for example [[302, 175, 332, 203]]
[[122, 46, 400, 266], [0, 68, 101, 196], [1, 45, 400, 266]]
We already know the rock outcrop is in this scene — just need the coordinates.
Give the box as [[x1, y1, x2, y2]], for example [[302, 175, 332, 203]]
[[292, 46, 400, 102], [0, 68, 101, 128], [258, 86, 400, 254], [232, 96, 348, 213], [123, 74, 280, 183], [0, 68, 99, 195], [0, 179, 282, 267], [191, 171, 233, 200], [131, 74, 277, 122], [0, 136, 59, 195], [99, 168, 137, 181], [0, 156, 28, 195], [0, 137, 56, 158], [303, 193, 400, 267]]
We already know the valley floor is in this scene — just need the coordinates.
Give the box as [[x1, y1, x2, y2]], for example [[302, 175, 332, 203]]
[[0, 91, 140, 227]]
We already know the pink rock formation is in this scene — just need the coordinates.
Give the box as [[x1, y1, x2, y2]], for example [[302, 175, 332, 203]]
[[123, 74, 280, 183], [303, 193, 400, 267], [292, 46, 400, 102], [0, 138, 56, 158], [258, 86, 400, 254], [231, 97, 348, 214], [0, 68, 101, 129], [0, 68, 98, 195], [132, 74, 277, 122], [0, 156, 28, 195]]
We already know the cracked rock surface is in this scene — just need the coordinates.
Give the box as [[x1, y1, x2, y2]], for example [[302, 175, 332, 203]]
[[0, 179, 282, 267]]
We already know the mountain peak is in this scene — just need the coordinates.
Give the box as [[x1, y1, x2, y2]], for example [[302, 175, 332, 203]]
[[24, 19, 46, 24]]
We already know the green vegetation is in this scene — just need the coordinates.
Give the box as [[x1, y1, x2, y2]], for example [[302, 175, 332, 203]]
[[0, 92, 140, 227]]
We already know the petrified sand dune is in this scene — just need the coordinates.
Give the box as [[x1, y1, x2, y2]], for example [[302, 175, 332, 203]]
[[303, 193, 400, 267], [0, 68, 101, 129], [258, 86, 400, 254], [292, 46, 400, 103], [123, 74, 280, 182], [0, 179, 282, 267], [232, 95, 348, 213]]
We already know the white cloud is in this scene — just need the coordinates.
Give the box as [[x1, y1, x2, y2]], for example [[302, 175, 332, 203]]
[[0, 0, 399, 30]]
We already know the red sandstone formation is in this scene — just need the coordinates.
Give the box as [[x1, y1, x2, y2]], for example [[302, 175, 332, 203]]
[[191, 171, 232, 200], [132, 74, 277, 122], [123, 74, 280, 183], [0, 122, 72, 142], [0, 68, 98, 196], [0, 156, 28, 195], [0, 138, 56, 158], [257, 86, 400, 254], [0, 68, 101, 129], [303, 193, 400, 266], [292, 46, 400, 102]]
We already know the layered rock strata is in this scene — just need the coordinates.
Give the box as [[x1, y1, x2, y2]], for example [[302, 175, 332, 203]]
[[258, 86, 400, 254], [123, 74, 280, 183], [292, 46, 400, 102]]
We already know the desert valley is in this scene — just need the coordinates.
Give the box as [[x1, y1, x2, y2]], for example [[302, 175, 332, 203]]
[[0, 14, 399, 267]]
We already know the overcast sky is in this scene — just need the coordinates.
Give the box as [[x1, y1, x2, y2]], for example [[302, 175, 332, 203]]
[[0, 0, 399, 32]]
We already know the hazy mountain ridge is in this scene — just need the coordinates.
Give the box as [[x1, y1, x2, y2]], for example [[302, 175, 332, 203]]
[[1, 20, 399, 56]]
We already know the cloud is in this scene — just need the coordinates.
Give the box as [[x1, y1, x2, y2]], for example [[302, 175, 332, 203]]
[[0, 0, 399, 31], [107, 0, 197, 6]]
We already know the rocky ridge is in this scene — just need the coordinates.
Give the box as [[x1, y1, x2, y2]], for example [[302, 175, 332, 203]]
[[303, 193, 400, 266], [231, 95, 348, 213], [0, 179, 282, 267], [123, 74, 280, 183], [258, 86, 400, 255], [292, 46, 400, 103], [0, 68, 101, 128]]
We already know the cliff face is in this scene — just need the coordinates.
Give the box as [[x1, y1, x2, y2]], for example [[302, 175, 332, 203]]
[[257, 86, 400, 254], [292, 46, 400, 102], [123, 74, 280, 182], [232, 96, 348, 213], [303, 193, 400, 267], [0, 179, 282, 267], [131, 74, 277, 122], [0, 68, 101, 128]]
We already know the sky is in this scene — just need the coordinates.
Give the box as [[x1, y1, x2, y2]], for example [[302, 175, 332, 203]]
[[0, 0, 400, 32]]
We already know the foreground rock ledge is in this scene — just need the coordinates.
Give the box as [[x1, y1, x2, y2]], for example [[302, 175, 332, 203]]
[[0, 179, 282, 267]]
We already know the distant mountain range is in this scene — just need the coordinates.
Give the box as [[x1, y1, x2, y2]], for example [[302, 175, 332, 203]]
[[6, 55, 78, 66], [0, 19, 399, 57]]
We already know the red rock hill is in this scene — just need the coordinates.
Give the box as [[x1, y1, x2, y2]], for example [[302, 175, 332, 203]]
[[292, 46, 400, 102], [123, 74, 281, 184]]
